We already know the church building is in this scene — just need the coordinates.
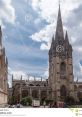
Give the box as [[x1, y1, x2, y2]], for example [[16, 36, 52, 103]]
[[49, 5, 75, 101], [0, 26, 8, 107]]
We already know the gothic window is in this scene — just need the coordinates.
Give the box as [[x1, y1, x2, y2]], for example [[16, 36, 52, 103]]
[[32, 90, 39, 99], [60, 62, 66, 78], [60, 62, 66, 72], [60, 85, 67, 98]]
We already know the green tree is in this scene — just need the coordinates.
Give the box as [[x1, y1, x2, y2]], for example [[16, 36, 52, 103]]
[[21, 97, 32, 106]]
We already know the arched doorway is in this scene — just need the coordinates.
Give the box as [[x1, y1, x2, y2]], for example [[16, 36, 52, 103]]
[[60, 85, 67, 101]]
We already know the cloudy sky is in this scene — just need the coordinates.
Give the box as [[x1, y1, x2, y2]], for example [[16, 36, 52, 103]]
[[0, 0, 82, 86]]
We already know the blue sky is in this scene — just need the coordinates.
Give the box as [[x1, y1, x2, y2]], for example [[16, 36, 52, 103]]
[[4, 1, 48, 71], [0, 0, 82, 86]]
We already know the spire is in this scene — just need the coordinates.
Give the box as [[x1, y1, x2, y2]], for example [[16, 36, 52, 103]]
[[55, 4, 64, 41], [65, 31, 69, 47], [0, 26, 2, 46], [65, 31, 68, 40]]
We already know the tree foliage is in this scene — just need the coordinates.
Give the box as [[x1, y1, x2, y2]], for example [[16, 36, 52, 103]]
[[21, 97, 32, 106]]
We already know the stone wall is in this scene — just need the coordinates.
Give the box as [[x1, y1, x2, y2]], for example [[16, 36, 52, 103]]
[[0, 89, 7, 107]]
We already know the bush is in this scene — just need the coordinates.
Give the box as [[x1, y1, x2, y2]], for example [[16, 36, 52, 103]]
[[21, 97, 32, 106]]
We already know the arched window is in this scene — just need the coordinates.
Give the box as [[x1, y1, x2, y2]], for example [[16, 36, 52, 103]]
[[60, 62, 66, 73], [32, 90, 39, 99], [60, 62, 66, 78], [60, 85, 67, 98]]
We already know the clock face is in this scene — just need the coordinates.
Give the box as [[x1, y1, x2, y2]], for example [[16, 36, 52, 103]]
[[56, 45, 64, 52]]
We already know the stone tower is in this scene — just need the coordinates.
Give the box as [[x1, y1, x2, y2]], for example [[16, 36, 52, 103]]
[[49, 5, 74, 101], [0, 26, 8, 106]]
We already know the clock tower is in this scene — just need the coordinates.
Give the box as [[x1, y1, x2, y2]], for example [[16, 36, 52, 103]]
[[49, 5, 74, 101]]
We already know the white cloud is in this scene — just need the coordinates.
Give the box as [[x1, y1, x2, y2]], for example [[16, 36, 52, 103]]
[[8, 67, 27, 79], [0, 0, 15, 24], [44, 69, 48, 78], [31, 22, 55, 42], [31, 0, 82, 23], [40, 43, 50, 50], [73, 46, 82, 81], [30, 22, 55, 50], [71, 37, 77, 44]]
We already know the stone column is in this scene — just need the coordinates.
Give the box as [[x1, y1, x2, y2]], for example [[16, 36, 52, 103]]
[[47, 90, 49, 99], [30, 88, 32, 97]]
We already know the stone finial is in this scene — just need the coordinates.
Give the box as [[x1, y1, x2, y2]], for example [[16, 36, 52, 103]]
[[65, 31, 69, 44]]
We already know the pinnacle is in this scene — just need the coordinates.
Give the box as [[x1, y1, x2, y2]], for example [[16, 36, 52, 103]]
[[65, 31, 69, 43]]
